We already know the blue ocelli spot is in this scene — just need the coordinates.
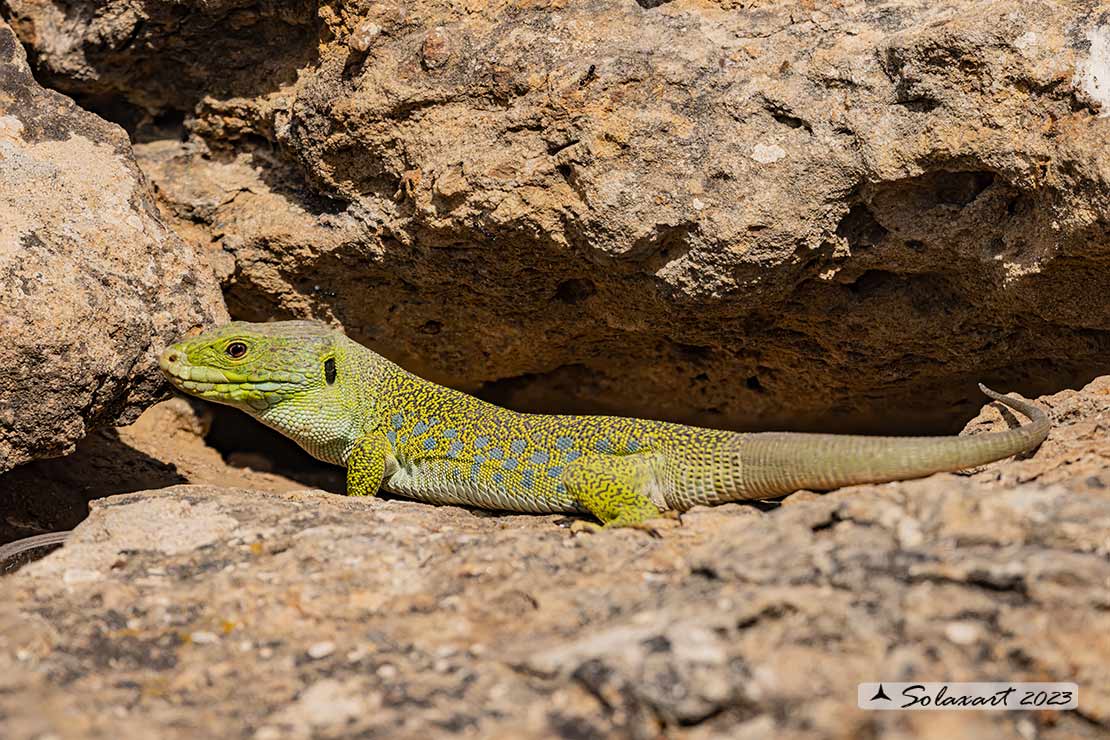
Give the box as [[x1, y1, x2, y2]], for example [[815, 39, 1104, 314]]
[[444, 428, 458, 438], [475, 454, 486, 464], [493, 472, 505, 485], [595, 438, 613, 453], [510, 439, 526, 455], [521, 469, 535, 489], [423, 438, 437, 451], [627, 438, 640, 452], [547, 466, 564, 478], [529, 450, 549, 464], [386, 430, 397, 445], [489, 448, 504, 460], [469, 463, 482, 482], [564, 450, 581, 462], [474, 436, 489, 449], [502, 458, 518, 470], [447, 440, 464, 458], [412, 420, 429, 436], [391, 413, 405, 429], [556, 482, 567, 494], [556, 436, 574, 451]]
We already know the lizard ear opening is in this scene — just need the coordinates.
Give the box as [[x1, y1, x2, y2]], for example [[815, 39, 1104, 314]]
[[324, 357, 337, 385]]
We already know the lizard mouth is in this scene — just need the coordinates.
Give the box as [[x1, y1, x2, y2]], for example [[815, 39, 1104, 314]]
[[159, 346, 302, 408]]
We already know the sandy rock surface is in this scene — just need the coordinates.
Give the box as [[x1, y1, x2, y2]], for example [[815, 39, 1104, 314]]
[[0, 397, 343, 547], [8, 0, 1109, 433], [1, 2, 1109, 736], [1, 379, 1107, 738], [0, 19, 227, 473]]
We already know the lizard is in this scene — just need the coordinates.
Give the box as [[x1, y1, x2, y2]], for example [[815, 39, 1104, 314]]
[[155, 320, 1049, 528], [0, 318, 1050, 562]]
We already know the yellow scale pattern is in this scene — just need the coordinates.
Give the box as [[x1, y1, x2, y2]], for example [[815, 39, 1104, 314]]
[[161, 321, 745, 525], [161, 321, 1050, 526], [371, 365, 731, 517]]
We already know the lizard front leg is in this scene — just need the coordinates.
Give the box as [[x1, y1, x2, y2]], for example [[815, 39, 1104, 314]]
[[345, 432, 392, 497]]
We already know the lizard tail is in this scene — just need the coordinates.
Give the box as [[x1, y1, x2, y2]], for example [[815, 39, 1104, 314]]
[[727, 384, 1049, 500], [0, 530, 70, 567]]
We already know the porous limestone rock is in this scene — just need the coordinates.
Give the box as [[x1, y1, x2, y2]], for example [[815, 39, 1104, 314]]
[[5, 0, 1109, 434], [0, 19, 227, 472]]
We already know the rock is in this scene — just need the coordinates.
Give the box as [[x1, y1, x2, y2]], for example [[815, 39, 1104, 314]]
[[2, 0, 320, 121], [6, 0, 1109, 434], [0, 18, 227, 473], [0, 396, 342, 550], [0, 379, 1107, 737]]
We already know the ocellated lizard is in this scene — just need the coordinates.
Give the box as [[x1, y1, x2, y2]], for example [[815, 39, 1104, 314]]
[[154, 320, 1049, 528], [0, 319, 1052, 561]]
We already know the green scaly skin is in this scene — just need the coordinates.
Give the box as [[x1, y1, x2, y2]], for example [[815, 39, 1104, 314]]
[[157, 321, 1051, 528]]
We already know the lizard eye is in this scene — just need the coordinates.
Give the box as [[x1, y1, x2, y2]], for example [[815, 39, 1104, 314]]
[[226, 342, 248, 359], [324, 357, 337, 385]]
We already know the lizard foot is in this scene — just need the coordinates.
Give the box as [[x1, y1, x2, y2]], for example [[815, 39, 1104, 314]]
[[569, 515, 679, 537], [569, 520, 604, 535]]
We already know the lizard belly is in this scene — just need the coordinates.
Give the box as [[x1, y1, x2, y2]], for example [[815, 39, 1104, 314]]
[[382, 460, 582, 514]]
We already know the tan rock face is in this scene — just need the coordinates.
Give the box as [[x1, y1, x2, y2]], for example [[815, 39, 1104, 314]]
[[0, 378, 1108, 738], [0, 19, 227, 472], [2, 0, 321, 118], [6, 0, 1109, 434], [1, 5, 1108, 736]]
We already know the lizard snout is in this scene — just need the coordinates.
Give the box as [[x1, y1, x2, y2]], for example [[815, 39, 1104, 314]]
[[159, 345, 185, 377]]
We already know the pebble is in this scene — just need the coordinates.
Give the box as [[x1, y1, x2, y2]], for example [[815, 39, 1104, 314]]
[[307, 641, 336, 659], [350, 21, 382, 52]]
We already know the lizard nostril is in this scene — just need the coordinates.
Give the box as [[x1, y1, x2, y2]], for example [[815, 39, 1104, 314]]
[[167, 353, 178, 363]]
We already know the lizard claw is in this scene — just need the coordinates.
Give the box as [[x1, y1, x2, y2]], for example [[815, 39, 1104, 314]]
[[569, 516, 678, 537], [569, 520, 603, 535]]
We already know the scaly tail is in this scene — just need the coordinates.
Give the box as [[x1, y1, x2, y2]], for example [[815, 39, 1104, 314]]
[[727, 384, 1049, 500], [0, 530, 70, 567], [664, 384, 1049, 510]]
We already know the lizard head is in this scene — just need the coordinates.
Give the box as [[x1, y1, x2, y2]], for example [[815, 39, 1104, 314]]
[[159, 320, 343, 414]]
